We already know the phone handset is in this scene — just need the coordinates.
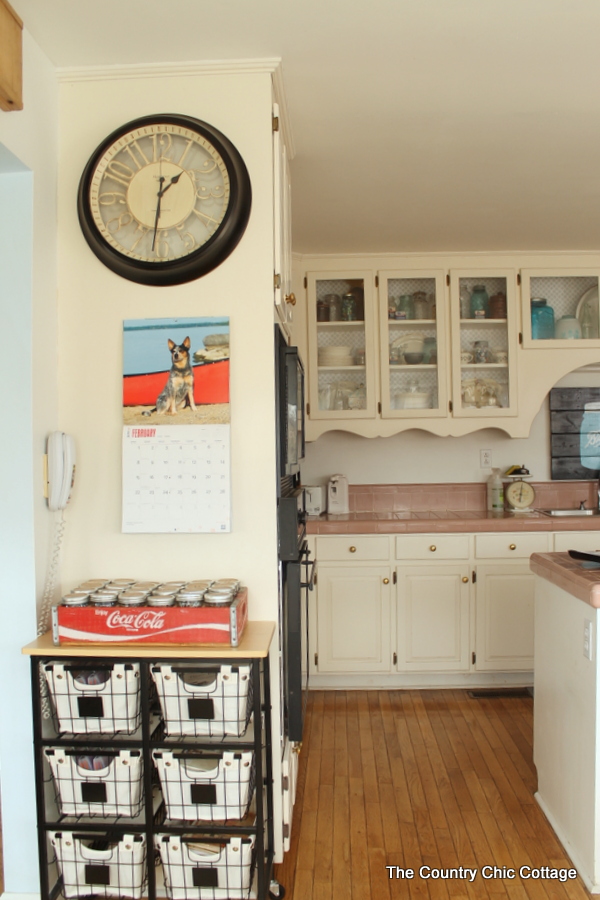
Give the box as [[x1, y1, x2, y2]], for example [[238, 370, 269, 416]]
[[46, 432, 76, 510]]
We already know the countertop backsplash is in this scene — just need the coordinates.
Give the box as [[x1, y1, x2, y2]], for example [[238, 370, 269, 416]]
[[318, 481, 599, 514]]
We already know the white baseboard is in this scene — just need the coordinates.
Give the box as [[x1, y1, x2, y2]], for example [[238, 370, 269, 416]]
[[308, 671, 534, 690], [535, 792, 600, 893]]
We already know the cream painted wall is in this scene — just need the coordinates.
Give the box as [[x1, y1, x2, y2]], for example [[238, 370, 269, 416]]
[[57, 69, 278, 608], [0, 29, 59, 896]]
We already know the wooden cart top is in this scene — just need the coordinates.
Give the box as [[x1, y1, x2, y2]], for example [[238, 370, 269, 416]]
[[22, 620, 276, 660]]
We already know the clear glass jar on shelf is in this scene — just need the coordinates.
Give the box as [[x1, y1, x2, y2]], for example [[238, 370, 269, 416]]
[[521, 270, 600, 346]]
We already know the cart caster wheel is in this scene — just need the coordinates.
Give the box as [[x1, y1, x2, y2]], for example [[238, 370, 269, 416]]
[[269, 880, 286, 899]]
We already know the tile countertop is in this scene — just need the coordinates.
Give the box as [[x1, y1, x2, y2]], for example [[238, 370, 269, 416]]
[[530, 552, 600, 608], [306, 509, 600, 535], [305, 482, 600, 535]]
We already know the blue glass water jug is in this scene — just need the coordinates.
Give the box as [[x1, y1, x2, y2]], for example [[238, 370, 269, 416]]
[[531, 299, 554, 339]]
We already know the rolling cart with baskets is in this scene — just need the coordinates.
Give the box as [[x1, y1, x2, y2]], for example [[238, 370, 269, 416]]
[[24, 622, 284, 900]]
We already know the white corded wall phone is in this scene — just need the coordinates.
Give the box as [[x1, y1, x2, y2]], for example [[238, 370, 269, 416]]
[[39, 433, 76, 648], [44, 431, 76, 510]]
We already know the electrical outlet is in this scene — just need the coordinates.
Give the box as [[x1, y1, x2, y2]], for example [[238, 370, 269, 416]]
[[584, 619, 593, 660], [480, 449, 492, 468]]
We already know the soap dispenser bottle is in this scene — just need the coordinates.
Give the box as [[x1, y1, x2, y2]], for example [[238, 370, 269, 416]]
[[487, 467, 504, 513]]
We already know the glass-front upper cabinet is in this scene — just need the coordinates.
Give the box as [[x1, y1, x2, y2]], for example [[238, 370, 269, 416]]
[[520, 269, 600, 348], [378, 270, 447, 418], [306, 271, 376, 419], [449, 270, 519, 418]]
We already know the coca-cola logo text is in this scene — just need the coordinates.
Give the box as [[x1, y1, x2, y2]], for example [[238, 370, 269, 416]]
[[106, 610, 167, 632]]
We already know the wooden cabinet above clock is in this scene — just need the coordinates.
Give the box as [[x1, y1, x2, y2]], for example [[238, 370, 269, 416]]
[[0, 0, 23, 112]]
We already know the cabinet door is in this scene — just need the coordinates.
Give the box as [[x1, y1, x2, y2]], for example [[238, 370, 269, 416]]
[[378, 269, 448, 418], [396, 565, 470, 672], [521, 269, 600, 348], [315, 565, 392, 672], [475, 563, 535, 671], [273, 104, 293, 330], [306, 271, 377, 420], [449, 269, 519, 418]]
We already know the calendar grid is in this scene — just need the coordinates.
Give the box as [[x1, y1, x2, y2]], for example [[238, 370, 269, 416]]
[[122, 425, 231, 533]]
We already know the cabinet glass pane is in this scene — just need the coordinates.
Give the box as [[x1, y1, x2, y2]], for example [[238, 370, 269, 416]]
[[314, 277, 367, 411], [385, 276, 439, 411], [458, 276, 510, 411], [527, 275, 599, 340]]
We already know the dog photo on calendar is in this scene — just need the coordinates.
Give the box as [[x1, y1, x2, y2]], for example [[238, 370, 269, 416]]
[[122, 317, 231, 427]]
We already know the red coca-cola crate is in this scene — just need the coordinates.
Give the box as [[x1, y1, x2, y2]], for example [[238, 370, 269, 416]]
[[51, 589, 248, 647]]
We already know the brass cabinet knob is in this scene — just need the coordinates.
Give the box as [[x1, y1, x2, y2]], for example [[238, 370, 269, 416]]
[[349, 546, 357, 553], [462, 576, 469, 583], [383, 577, 390, 585], [429, 545, 437, 552], [285, 292, 297, 306], [509, 543, 517, 550]]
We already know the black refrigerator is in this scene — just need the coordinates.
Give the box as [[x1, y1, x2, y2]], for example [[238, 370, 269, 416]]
[[275, 326, 314, 743]]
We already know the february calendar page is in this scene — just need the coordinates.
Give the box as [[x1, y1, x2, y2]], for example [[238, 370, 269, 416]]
[[121, 316, 232, 534], [122, 425, 231, 533]]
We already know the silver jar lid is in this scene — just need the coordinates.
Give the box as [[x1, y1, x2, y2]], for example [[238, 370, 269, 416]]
[[77, 579, 109, 590], [147, 595, 174, 607], [62, 593, 89, 606], [107, 579, 136, 588], [90, 595, 117, 607], [118, 590, 148, 606], [185, 580, 214, 591]]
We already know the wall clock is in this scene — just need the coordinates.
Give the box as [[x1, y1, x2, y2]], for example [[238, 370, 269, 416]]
[[77, 114, 252, 286]]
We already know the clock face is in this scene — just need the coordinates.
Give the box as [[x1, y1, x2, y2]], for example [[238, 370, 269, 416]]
[[77, 115, 251, 286], [506, 479, 536, 510]]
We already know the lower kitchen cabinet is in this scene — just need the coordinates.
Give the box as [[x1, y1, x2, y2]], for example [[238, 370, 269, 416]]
[[315, 564, 392, 673], [395, 564, 470, 672], [474, 563, 536, 670]]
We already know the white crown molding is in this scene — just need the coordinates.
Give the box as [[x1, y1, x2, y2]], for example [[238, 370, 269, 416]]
[[56, 57, 283, 83]]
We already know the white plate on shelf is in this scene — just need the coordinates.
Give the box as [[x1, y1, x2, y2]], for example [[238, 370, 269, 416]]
[[576, 286, 599, 338]]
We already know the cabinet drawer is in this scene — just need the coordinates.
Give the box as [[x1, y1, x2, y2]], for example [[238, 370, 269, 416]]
[[553, 531, 600, 553], [315, 535, 390, 561], [395, 534, 469, 560], [474, 532, 550, 559]]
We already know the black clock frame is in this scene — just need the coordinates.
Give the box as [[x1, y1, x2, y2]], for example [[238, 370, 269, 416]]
[[77, 113, 252, 286]]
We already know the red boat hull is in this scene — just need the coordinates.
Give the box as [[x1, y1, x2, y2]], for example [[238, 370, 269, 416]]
[[123, 360, 229, 406]]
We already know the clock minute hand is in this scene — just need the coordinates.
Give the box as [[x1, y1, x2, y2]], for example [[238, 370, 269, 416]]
[[159, 171, 184, 196], [152, 175, 166, 252]]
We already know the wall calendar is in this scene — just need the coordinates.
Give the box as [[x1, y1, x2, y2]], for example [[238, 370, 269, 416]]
[[121, 316, 231, 533]]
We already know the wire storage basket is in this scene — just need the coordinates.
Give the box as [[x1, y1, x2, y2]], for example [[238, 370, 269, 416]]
[[156, 834, 255, 900], [44, 663, 142, 734], [44, 749, 144, 818], [150, 664, 253, 737], [50, 831, 147, 899], [152, 750, 254, 822]]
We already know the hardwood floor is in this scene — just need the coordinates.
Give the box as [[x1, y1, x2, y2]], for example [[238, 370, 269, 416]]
[[274, 689, 593, 900]]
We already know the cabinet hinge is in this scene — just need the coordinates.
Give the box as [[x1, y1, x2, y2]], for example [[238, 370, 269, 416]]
[[517, 272, 521, 285], [282, 775, 289, 791], [393, 571, 397, 584], [304, 276, 308, 289], [378, 401, 382, 414], [283, 824, 290, 838], [449, 400, 453, 413], [519, 331, 523, 344], [314, 652, 318, 666], [274, 272, 281, 290], [375, 275, 379, 287], [472, 651, 476, 665], [446, 273, 450, 286], [393, 652, 398, 666], [472, 570, 476, 583], [314, 572, 317, 585], [306, 402, 310, 416], [272, 114, 280, 132]]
